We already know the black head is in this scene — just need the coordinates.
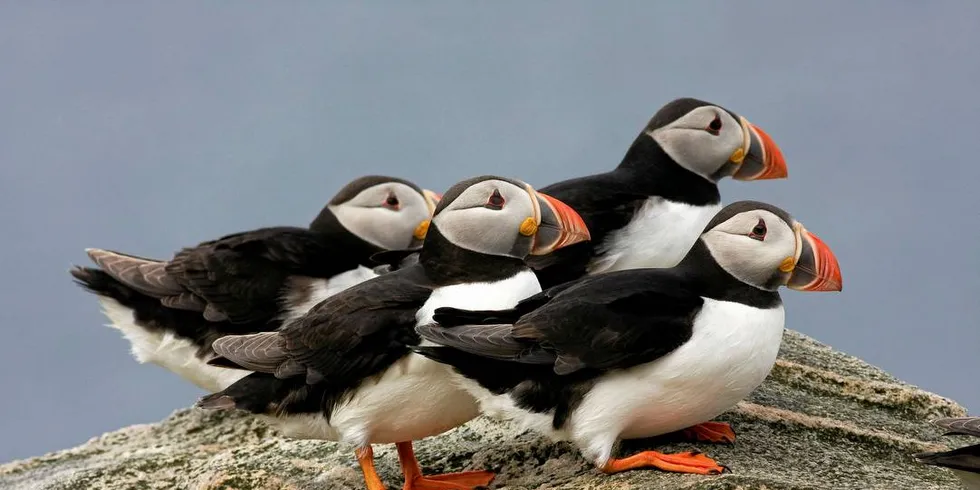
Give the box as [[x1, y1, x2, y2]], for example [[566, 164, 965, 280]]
[[309, 175, 441, 250], [698, 200, 842, 292], [632, 97, 789, 182]]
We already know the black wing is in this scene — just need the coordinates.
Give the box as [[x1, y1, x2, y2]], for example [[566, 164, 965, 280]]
[[85, 228, 347, 324], [165, 227, 361, 324], [421, 269, 703, 376], [211, 266, 432, 386]]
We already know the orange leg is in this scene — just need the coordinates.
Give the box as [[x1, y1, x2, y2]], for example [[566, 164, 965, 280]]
[[601, 450, 727, 476], [396, 441, 495, 490], [356, 446, 388, 490], [680, 421, 736, 444]]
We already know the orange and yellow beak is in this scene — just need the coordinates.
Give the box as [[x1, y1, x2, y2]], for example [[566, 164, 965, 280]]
[[784, 223, 842, 292], [422, 189, 442, 216], [732, 118, 788, 181], [529, 191, 591, 256]]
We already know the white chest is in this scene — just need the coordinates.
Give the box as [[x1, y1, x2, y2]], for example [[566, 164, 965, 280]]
[[589, 198, 721, 274], [415, 269, 542, 326], [282, 266, 378, 321], [571, 299, 785, 442]]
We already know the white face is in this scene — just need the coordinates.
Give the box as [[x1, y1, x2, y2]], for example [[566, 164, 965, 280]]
[[433, 179, 539, 258], [701, 209, 798, 290], [329, 182, 433, 250], [648, 105, 747, 181]]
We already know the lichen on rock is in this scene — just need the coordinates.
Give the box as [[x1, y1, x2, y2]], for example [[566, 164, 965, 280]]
[[0, 330, 968, 490]]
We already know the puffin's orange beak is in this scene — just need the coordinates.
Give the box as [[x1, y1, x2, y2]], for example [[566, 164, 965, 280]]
[[422, 189, 442, 216], [733, 120, 788, 181], [786, 226, 842, 292], [530, 191, 591, 256]]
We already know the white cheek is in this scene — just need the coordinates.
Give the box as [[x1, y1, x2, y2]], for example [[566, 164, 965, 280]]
[[651, 130, 734, 178]]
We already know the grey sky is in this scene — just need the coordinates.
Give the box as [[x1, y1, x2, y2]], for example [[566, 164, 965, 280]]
[[2, 2, 978, 463]]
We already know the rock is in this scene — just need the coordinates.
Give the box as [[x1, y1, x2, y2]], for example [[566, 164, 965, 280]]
[[0, 330, 969, 490]]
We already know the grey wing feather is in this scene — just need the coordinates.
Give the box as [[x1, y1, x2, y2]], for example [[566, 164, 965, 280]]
[[416, 322, 552, 364], [211, 332, 289, 374], [160, 292, 207, 311], [553, 355, 586, 375], [87, 248, 185, 297], [933, 417, 980, 438], [203, 304, 229, 322]]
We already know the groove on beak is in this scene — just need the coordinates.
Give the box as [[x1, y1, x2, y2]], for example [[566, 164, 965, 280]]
[[787, 229, 842, 292], [734, 120, 788, 181], [531, 191, 591, 255], [422, 189, 442, 216]]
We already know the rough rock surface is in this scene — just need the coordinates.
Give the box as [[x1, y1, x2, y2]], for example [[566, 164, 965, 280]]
[[0, 330, 970, 490]]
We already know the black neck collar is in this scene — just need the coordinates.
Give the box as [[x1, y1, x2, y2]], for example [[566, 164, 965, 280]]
[[672, 240, 782, 309], [419, 226, 528, 287], [307, 207, 384, 267], [614, 134, 721, 206]]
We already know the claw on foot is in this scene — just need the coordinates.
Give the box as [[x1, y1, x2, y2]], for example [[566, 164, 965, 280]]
[[396, 441, 495, 490], [681, 421, 736, 444], [600, 450, 728, 475]]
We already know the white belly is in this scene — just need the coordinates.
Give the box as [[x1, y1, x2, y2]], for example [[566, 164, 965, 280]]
[[568, 299, 785, 464], [272, 269, 544, 447], [96, 297, 248, 393], [272, 353, 480, 445], [589, 198, 721, 273]]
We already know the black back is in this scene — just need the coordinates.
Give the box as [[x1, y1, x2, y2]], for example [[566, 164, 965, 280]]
[[529, 125, 720, 288]]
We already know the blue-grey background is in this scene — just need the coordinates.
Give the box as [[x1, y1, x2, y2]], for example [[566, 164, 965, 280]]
[[1, 2, 977, 463]]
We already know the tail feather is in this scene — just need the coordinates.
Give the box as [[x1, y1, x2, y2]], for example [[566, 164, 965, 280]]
[[412, 345, 534, 395], [196, 371, 307, 415], [70, 266, 148, 307], [86, 248, 185, 298]]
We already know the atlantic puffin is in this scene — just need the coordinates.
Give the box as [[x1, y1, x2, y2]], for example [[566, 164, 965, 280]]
[[69, 175, 441, 393], [415, 200, 842, 477], [915, 417, 980, 489], [528, 97, 789, 288], [196, 175, 590, 490]]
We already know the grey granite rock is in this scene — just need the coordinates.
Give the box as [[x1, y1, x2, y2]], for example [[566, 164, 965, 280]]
[[0, 330, 969, 490]]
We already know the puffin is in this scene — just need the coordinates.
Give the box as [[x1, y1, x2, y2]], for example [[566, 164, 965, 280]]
[[528, 97, 789, 288], [414, 200, 842, 477], [915, 417, 980, 489], [195, 175, 590, 490], [69, 175, 441, 393]]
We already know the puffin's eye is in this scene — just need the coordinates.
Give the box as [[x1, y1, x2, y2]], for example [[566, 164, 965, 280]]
[[382, 193, 400, 210], [485, 190, 505, 210], [706, 115, 722, 136], [748, 219, 767, 241]]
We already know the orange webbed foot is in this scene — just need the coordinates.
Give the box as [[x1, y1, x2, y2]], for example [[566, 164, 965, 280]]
[[403, 470, 496, 490], [680, 421, 736, 444], [601, 450, 727, 475], [396, 441, 495, 490]]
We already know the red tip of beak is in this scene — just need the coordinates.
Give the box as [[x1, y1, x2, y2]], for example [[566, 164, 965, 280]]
[[750, 123, 788, 180], [538, 192, 591, 250], [800, 231, 842, 292]]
